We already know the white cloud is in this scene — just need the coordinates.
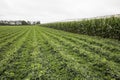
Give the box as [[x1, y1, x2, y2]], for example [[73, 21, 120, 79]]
[[0, 0, 120, 23]]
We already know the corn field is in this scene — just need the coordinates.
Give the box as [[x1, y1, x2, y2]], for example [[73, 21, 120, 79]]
[[41, 17, 120, 40]]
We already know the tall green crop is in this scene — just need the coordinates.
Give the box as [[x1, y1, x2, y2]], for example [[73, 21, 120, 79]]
[[41, 17, 120, 40]]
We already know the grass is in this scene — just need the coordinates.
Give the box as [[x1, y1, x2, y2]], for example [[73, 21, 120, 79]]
[[0, 25, 120, 80]]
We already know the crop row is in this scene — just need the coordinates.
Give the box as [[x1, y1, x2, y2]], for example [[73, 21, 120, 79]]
[[0, 26, 120, 80]]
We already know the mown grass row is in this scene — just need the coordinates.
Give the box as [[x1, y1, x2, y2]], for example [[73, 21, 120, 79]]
[[0, 26, 120, 80], [42, 28, 120, 63], [41, 17, 120, 40], [0, 27, 30, 78], [40, 27, 120, 79]]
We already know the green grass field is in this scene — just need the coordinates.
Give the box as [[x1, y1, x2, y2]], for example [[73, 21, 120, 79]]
[[0, 26, 120, 80]]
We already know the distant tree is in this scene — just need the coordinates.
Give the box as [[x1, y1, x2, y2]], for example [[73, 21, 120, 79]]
[[33, 22, 36, 25], [36, 21, 40, 24], [27, 21, 31, 25], [0, 20, 41, 25], [21, 21, 28, 25]]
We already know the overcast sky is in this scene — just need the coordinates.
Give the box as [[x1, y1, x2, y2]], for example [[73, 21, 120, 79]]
[[0, 0, 120, 23]]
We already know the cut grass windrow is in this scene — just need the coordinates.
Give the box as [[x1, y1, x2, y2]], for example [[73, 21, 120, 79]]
[[0, 26, 120, 80]]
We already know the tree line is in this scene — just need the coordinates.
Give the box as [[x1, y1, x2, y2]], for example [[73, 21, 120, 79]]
[[0, 20, 40, 25]]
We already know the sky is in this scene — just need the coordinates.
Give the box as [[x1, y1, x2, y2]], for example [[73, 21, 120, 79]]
[[0, 0, 120, 23]]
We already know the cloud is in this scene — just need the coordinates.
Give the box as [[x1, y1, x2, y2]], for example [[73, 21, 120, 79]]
[[0, 0, 120, 23]]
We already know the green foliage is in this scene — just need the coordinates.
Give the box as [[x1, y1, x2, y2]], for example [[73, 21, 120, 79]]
[[0, 26, 120, 80], [41, 17, 120, 40]]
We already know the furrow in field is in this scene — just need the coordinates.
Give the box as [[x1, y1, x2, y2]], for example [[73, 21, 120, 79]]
[[0, 27, 14, 34], [42, 27, 120, 63], [36, 28, 92, 80], [39, 27, 120, 79], [23, 27, 92, 80], [0, 26, 119, 80], [43, 27, 120, 49], [43, 27, 120, 53], [7, 27, 45, 79], [58, 27, 120, 47], [0, 29, 25, 45], [24, 27, 43, 80], [47, 31, 120, 63], [0, 28, 32, 79], [0, 28, 30, 79], [0, 28, 22, 38], [0, 27, 23, 38], [0, 28, 29, 55], [39, 30, 105, 79], [0, 28, 29, 63], [0, 27, 25, 38]]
